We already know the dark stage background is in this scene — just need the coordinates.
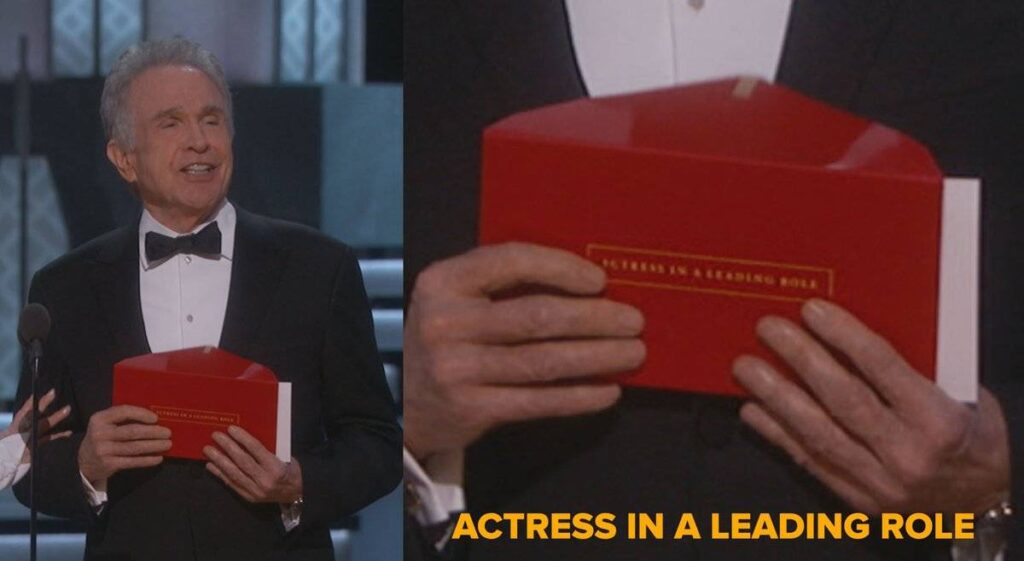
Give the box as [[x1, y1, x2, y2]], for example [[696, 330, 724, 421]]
[[0, 81, 324, 244]]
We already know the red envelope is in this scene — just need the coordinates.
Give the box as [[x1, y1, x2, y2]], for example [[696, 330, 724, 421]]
[[479, 78, 978, 399], [113, 347, 291, 461]]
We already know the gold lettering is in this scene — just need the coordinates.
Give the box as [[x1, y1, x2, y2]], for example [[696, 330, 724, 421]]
[[549, 513, 571, 539], [954, 513, 974, 540], [845, 513, 869, 539], [638, 513, 663, 539], [505, 513, 523, 539], [673, 513, 701, 539], [711, 514, 727, 539], [478, 513, 502, 539], [594, 513, 617, 539], [451, 513, 479, 540], [526, 513, 549, 539], [751, 514, 778, 539], [778, 513, 804, 539]]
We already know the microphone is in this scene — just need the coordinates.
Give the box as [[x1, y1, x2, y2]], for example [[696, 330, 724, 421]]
[[17, 303, 49, 561], [18, 303, 50, 361]]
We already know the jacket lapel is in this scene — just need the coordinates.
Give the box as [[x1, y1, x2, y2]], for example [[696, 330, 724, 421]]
[[89, 219, 151, 360], [453, 0, 586, 106], [777, 0, 903, 111], [218, 208, 289, 358]]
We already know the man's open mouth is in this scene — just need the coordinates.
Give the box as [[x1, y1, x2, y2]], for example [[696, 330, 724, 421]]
[[181, 163, 217, 175]]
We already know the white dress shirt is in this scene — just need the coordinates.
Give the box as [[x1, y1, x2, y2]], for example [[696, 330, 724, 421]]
[[139, 201, 236, 353], [405, 0, 793, 527], [404, 448, 464, 530], [0, 434, 29, 490], [564, 0, 792, 97]]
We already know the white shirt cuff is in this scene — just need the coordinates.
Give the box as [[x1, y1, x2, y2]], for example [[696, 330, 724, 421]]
[[280, 503, 301, 532], [403, 447, 466, 526], [0, 434, 29, 490], [79, 471, 108, 508]]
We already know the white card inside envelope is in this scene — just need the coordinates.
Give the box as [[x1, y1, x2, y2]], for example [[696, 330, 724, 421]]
[[276, 382, 292, 462], [936, 177, 980, 403]]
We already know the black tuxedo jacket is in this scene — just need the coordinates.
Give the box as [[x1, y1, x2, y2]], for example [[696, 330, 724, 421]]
[[406, 1, 1024, 560], [15, 207, 402, 561]]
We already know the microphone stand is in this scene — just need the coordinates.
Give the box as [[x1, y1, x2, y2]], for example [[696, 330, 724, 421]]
[[14, 35, 37, 561], [28, 342, 40, 561]]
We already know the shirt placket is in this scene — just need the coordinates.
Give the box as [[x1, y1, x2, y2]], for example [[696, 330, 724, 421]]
[[179, 253, 195, 346]]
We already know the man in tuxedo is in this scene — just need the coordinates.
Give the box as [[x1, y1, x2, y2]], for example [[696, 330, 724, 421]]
[[13, 38, 401, 560], [405, 1, 1023, 560]]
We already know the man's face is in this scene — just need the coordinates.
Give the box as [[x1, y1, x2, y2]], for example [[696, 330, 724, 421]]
[[109, 64, 233, 223]]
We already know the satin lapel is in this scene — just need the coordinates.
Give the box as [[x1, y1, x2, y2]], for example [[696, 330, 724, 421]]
[[777, 0, 903, 111], [218, 209, 289, 358], [451, 0, 586, 104], [89, 220, 151, 360]]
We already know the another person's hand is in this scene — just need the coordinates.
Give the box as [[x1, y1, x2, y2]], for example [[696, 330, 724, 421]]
[[3, 389, 72, 463], [404, 242, 646, 461], [733, 298, 1009, 514], [203, 425, 302, 504], [78, 405, 172, 490]]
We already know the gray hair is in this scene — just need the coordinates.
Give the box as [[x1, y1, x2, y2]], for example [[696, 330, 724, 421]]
[[100, 38, 233, 148]]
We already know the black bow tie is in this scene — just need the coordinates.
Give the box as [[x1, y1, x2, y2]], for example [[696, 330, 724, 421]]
[[145, 222, 222, 263]]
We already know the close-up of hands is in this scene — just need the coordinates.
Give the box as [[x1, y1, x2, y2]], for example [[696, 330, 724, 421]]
[[204, 425, 303, 504], [77, 405, 172, 490], [404, 242, 647, 460], [734, 298, 1010, 515]]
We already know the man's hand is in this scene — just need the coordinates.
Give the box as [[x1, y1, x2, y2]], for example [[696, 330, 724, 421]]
[[78, 405, 171, 489], [204, 425, 302, 504], [4, 389, 73, 450], [404, 242, 646, 461], [733, 298, 1010, 515]]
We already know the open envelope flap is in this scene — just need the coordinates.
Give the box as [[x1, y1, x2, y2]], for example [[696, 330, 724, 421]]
[[119, 346, 278, 382], [487, 77, 943, 181]]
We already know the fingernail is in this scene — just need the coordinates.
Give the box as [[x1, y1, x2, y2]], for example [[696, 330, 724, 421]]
[[756, 316, 786, 340], [732, 356, 772, 387], [62, 406, 70, 413], [227, 425, 240, 436], [732, 356, 752, 380], [617, 340, 647, 371], [802, 299, 829, 323], [621, 307, 645, 332], [631, 340, 647, 365], [46, 389, 55, 397], [583, 262, 607, 289]]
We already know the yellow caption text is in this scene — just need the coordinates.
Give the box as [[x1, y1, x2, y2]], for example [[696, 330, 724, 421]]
[[450, 512, 975, 541]]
